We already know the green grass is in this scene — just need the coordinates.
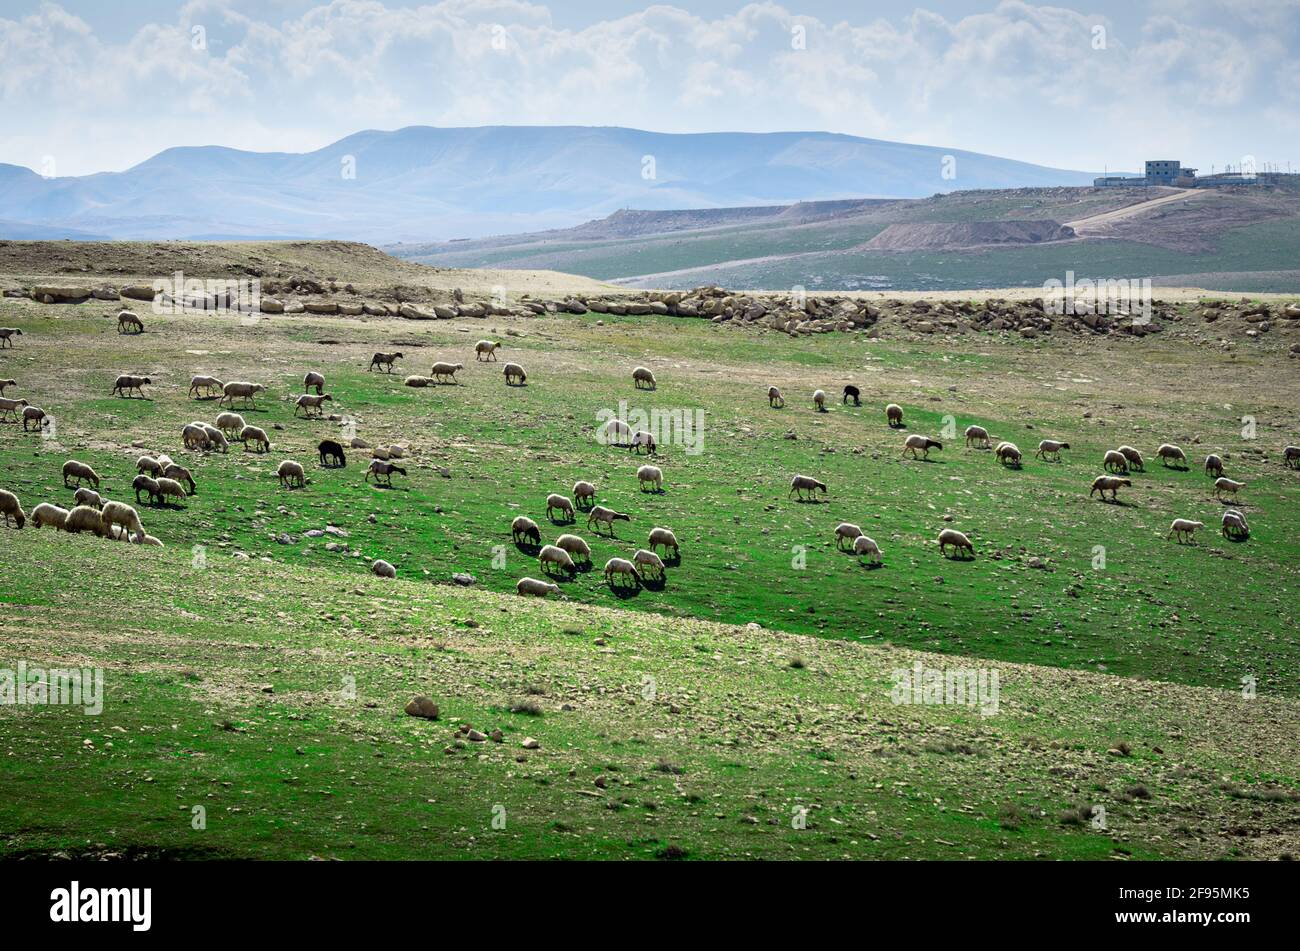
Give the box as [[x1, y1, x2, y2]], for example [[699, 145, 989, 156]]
[[0, 299, 1298, 859]]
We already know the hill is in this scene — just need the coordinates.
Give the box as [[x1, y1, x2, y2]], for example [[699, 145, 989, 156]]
[[0, 126, 1096, 243]]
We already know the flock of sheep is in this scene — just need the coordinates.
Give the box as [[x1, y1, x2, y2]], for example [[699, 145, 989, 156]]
[[1, 313, 1299, 598]]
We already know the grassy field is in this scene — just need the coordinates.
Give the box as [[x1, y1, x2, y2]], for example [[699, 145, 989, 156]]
[[1, 297, 1298, 859]]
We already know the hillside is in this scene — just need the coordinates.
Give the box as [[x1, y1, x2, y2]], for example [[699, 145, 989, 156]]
[[0, 126, 1096, 244]]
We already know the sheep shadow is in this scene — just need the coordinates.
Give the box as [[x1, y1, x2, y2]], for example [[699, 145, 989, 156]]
[[606, 581, 641, 599], [640, 574, 666, 592], [318, 460, 346, 470], [662, 552, 682, 569], [941, 551, 976, 561], [573, 560, 595, 574], [1223, 532, 1249, 544], [575, 498, 595, 511], [1161, 462, 1190, 472], [792, 496, 826, 504], [548, 514, 576, 525], [367, 482, 408, 491], [639, 487, 666, 495], [513, 540, 541, 556], [905, 457, 945, 464], [858, 560, 886, 571]]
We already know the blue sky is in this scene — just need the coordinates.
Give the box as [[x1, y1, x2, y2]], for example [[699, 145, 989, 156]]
[[1, 0, 1296, 177]]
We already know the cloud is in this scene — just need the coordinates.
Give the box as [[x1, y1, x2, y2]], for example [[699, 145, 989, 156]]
[[0, 0, 1293, 177]]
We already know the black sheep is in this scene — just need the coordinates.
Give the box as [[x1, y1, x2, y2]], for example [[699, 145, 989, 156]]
[[318, 439, 347, 468]]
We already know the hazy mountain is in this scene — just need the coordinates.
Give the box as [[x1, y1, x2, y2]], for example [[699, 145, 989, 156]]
[[0, 126, 1097, 243]]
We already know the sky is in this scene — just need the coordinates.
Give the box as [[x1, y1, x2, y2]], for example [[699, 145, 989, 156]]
[[1, 0, 1296, 178]]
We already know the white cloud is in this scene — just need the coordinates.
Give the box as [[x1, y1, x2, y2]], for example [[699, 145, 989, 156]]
[[0, 0, 1293, 176]]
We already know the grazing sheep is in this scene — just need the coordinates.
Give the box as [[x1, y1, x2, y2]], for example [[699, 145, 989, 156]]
[[365, 460, 406, 486], [573, 480, 596, 507], [64, 504, 107, 536], [161, 463, 195, 495], [62, 460, 100, 488], [602, 418, 633, 446], [182, 424, 210, 451], [107, 524, 161, 545], [516, 577, 560, 597], [994, 442, 1022, 467], [318, 439, 346, 468], [554, 534, 591, 563], [404, 376, 433, 388], [587, 506, 631, 535], [1156, 443, 1187, 468], [767, 386, 785, 408], [1118, 446, 1145, 471], [220, 381, 266, 408], [372, 559, 397, 579], [303, 371, 326, 395], [0, 328, 22, 348], [903, 434, 943, 460], [1090, 475, 1132, 502], [503, 362, 527, 385], [277, 460, 306, 489], [189, 375, 224, 399], [636, 464, 663, 492], [539, 544, 576, 577], [0, 396, 30, 421], [1103, 449, 1130, 474], [1222, 509, 1249, 539], [633, 548, 665, 579], [1284, 446, 1300, 469], [842, 385, 861, 406], [131, 532, 163, 547], [853, 534, 882, 563], [133, 475, 162, 505], [885, 403, 904, 428], [834, 522, 863, 550], [546, 493, 575, 522], [215, 412, 246, 438], [964, 425, 991, 449], [1214, 477, 1244, 501], [789, 474, 827, 500], [294, 393, 333, 417], [430, 362, 463, 384], [511, 516, 542, 545], [604, 557, 642, 588], [1035, 439, 1070, 461], [117, 310, 144, 333], [31, 502, 69, 530], [137, 455, 165, 476], [475, 340, 500, 362], [633, 366, 657, 390], [1168, 518, 1205, 543], [112, 374, 151, 398], [0, 489, 26, 528], [100, 500, 145, 543], [20, 405, 46, 432], [155, 478, 187, 504], [629, 430, 657, 455], [73, 487, 103, 509], [813, 389, 827, 412], [0, 379, 15, 395], [648, 527, 679, 556], [937, 528, 974, 559], [368, 351, 403, 373], [199, 423, 229, 453], [1204, 453, 1225, 477], [240, 425, 271, 453]]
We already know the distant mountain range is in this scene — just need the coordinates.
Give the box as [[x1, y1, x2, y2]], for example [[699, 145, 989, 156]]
[[0, 126, 1098, 244]]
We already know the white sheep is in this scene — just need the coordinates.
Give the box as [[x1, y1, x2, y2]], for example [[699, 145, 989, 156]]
[[964, 425, 991, 449], [64, 504, 107, 536], [182, 423, 211, 451], [636, 464, 663, 492], [1168, 518, 1205, 543], [903, 434, 943, 459], [1090, 475, 1132, 502], [294, 393, 333, 417], [503, 362, 527, 385], [633, 366, 657, 390], [1214, 477, 1244, 501], [365, 460, 406, 486], [20, 405, 46, 432], [303, 371, 326, 395], [632, 548, 665, 579], [1156, 443, 1187, 468], [240, 425, 271, 453], [0, 396, 30, 421], [1118, 446, 1145, 471], [117, 310, 144, 333], [603, 557, 642, 588], [62, 460, 100, 488], [1222, 509, 1249, 539], [215, 412, 246, 438], [937, 528, 974, 559], [73, 487, 103, 509], [853, 534, 882, 563], [573, 480, 596, 507], [516, 577, 560, 597], [100, 500, 145, 543], [1103, 449, 1129, 474], [602, 419, 633, 446], [554, 534, 591, 563], [587, 505, 631, 536], [511, 515, 542, 545], [162, 463, 196, 495], [767, 386, 785, 408], [789, 474, 827, 500], [1204, 454, 1224, 477], [31, 502, 69, 530], [189, 375, 224, 399], [834, 522, 863, 550], [0, 489, 26, 528], [538, 544, 576, 577], [885, 403, 904, 427], [137, 455, 165, 477], [111, 374, 151, 398], [1035, 439, 1070, 461], [648, 527, 679, 556], [133, 474, 161, 505], [0, 379, 15, 395], [219, 381, 266, 408], [475, 340, 500, 362], [372, 559, 397, 579], [546, 493, 575, 522], [156, 477, 187, 504], [200, 423, 229, 453], [277, 460, 306, 488], [430, 362, 463, 384], [994, 441, 1022, 466], [629, 430, 657, 455], [813, 389, 827, 412], [404, 375, 432, 388]]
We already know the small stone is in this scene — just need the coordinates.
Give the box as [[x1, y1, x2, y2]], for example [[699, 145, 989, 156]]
[[404, 695, 440, 719], [521, 737, 540, 750]]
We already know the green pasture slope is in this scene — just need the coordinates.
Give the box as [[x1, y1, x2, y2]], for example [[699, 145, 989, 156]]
[[1, 299, 1298, 859]]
